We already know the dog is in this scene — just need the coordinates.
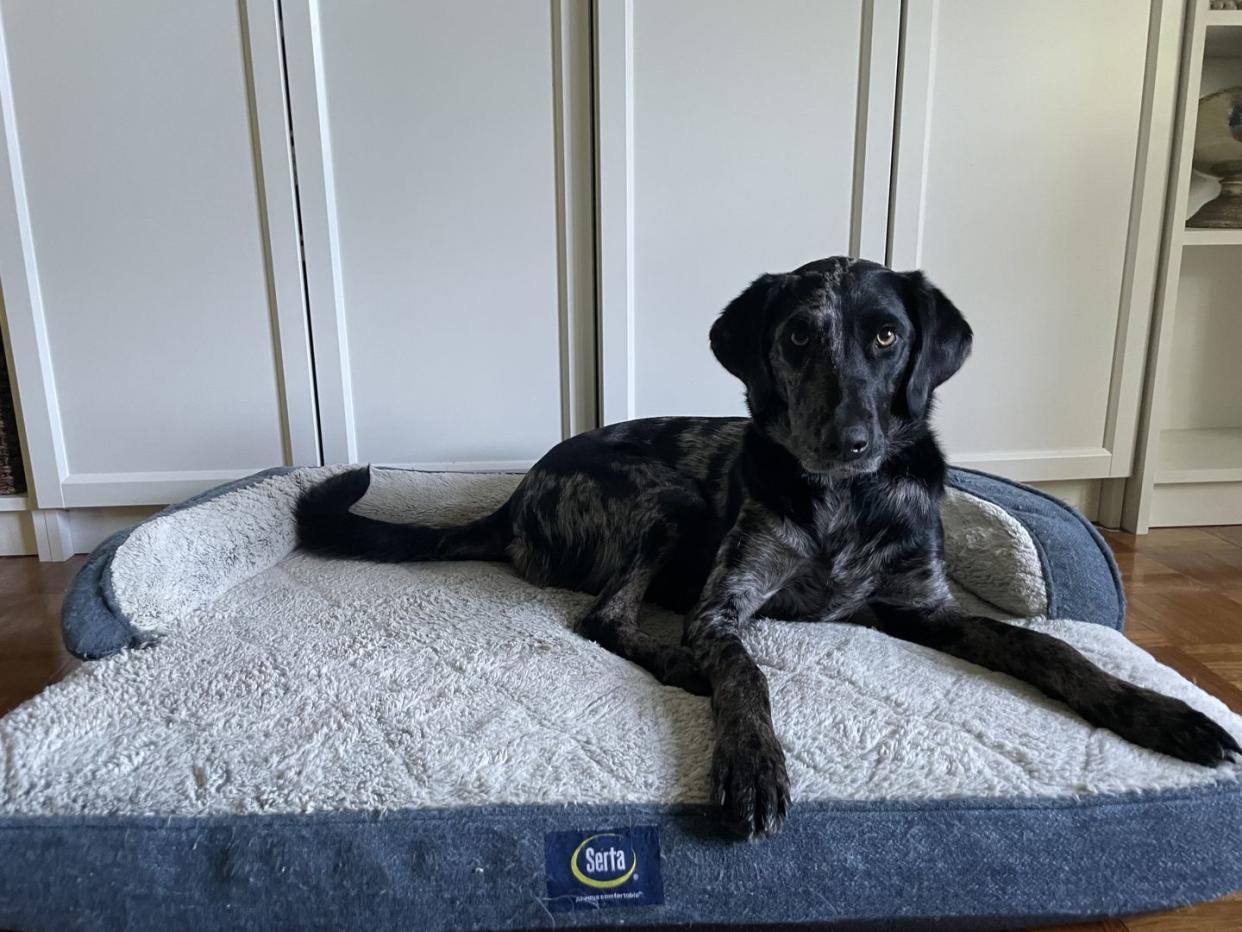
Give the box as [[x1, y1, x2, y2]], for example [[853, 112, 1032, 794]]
[[296, 256, 1239, 839]]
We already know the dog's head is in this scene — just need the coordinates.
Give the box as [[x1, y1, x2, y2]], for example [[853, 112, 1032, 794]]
[[710, 256, 971, 477]]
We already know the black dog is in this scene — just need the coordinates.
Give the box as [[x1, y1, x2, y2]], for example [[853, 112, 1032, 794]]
[[297, 256, 1238, 839]]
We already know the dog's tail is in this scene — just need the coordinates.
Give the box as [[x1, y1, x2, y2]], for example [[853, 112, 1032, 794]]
[[296, 467, 512, 563]]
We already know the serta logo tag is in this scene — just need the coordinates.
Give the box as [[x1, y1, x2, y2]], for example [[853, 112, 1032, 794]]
[[571, 834, 636, 888], [544, 825, 663, 912]]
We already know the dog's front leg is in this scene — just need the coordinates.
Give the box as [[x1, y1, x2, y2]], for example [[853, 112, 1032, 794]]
[[685, 507, 810, 839]]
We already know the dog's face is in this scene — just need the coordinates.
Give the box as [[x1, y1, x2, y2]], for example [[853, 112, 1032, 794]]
[[710, 257, 972, 477]]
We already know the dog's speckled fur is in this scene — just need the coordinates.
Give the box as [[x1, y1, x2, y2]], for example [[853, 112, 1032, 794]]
[[297, 256, 1239, 839]]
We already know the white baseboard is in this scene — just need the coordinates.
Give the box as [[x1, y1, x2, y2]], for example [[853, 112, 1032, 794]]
[[1150, 482, 1242, 527], [0, 510, 36, 555], [67, 506, 161, 553], [0, 505, 160, 558], [950, 448, 1113, 483], [1027, 479, 1102, 523], [59, 470, 265, 508]]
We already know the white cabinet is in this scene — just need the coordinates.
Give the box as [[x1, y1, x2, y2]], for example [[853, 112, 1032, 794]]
[[597, 0, 899, 423], [281, 0, 593, 469], [889, 0, 1175, 483], [0, 1, 316, 509], [594, 0, 1174, 491], [0, 0, 1189, 557]]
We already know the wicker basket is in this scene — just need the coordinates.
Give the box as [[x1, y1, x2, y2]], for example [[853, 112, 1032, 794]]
[[0, 336, 27, 496]]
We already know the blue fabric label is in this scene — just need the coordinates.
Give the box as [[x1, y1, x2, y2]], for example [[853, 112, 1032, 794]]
[[544, 825, 664, 912]]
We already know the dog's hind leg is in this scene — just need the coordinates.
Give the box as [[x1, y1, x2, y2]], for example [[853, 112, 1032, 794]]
[[577, 532, 709, 696]]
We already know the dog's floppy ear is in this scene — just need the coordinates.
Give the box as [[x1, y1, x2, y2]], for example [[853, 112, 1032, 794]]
[[710, 274, 784, 388], [901, 271, 972, 419]]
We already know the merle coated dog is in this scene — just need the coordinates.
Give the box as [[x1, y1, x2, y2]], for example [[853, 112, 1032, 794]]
[[297, 256, 1238, 839]]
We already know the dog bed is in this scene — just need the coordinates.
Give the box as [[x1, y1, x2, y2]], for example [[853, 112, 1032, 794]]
[[1, 466, 1238, 931]]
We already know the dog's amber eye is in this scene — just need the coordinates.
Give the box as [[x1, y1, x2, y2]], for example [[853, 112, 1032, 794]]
[[788, 324, 810, 347], [875, 326, 897, 348]]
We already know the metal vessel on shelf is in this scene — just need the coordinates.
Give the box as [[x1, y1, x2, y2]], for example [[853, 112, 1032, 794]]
[[1188, 87, 1242, 229]]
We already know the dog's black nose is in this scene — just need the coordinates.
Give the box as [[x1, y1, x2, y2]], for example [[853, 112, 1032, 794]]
[[841, 427, 870, 461]]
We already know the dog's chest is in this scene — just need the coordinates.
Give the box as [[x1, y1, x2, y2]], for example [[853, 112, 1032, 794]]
[[808, 487, 880, 562], [806, 477, 918, 560], [755, 493, 899, 621], [810, 531, 890, 591], [762, 540, 888, 622], [813, 489, 910, 579]]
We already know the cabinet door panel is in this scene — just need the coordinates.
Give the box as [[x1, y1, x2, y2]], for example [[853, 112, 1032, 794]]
[[0, 1, 314, 506], [891, 0, 1155, 480], [599, 0, 870, 422], [287, 0, 573, 467]]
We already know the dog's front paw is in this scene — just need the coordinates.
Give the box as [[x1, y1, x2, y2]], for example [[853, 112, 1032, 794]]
[[711, 719, 790, 839], [1096, 686, 1240, 767]]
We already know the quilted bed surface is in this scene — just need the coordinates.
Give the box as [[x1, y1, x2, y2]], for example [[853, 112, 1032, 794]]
[[1, 468, 1236, 817]]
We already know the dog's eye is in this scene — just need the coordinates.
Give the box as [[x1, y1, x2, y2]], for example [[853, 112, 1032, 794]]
[[788, 324, 810, 347], [875, 326, 898, 348]]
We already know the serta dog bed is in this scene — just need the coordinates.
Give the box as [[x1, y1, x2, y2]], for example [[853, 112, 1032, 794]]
[[1, 466, 1237, 931]]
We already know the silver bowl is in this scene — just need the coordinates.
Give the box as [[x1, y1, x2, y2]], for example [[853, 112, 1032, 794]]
[[1187, 87, 1242, 229]]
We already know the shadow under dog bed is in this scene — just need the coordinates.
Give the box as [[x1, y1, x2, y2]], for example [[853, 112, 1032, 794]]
[[0, 466, 1238, 931]]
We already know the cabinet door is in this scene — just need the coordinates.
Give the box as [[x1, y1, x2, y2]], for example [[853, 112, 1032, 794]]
[[283, 0, 592, 468], [596, 0, 895, 423], [0, 1, 316, 507], [890, 0, 1171, 482]]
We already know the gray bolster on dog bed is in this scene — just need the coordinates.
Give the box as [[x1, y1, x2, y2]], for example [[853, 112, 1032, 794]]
[[2, 466, 1234, 932]]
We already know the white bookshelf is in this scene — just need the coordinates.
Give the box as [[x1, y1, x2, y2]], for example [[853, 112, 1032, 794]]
[[1123, 1, 1242, 530], [1182, 227, 1242, 245], [1205, 10, 1242, 37], [0, 494, 27, 513]]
